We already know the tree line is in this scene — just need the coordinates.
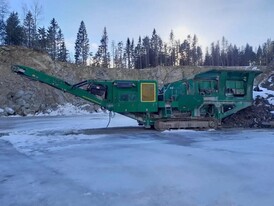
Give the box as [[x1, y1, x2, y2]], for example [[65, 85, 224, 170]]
[[0, 0, 273, 69]]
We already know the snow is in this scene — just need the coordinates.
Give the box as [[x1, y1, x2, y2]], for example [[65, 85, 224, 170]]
[[2, 65, 274, 205], [36, 103, 93, 116], [268, 77, 272, 83], [253, 86, 274, 105], [1, 113, 274, 205]]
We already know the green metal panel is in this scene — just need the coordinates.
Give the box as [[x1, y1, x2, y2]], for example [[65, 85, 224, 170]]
[[177, 95, 203, 112], [111, 80, 158, 113], [193, 69, 261, 120]]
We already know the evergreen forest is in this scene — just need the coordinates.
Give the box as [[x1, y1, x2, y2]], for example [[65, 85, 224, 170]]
[[0, 0, 273, 69]]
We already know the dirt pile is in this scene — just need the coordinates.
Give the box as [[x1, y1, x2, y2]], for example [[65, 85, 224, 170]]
[[222, 97, 274, 128]]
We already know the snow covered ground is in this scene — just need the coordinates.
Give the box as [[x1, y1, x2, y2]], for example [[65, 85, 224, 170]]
[[1, 111, 274, 206], [254, 86, 274, 105]]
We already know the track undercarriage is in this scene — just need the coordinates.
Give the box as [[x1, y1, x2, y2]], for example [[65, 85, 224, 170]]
[[153, 117, 218, 131]]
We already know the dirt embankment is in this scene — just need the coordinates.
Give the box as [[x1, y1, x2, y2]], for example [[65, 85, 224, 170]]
[[0, 46, 273, 128], [0, 46, 216, 116]]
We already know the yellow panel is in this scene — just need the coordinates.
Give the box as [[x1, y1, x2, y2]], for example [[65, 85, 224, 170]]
[[141, 83, 156, 102]]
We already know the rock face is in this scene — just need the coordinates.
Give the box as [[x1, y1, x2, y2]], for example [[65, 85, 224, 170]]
[[0, 46, 215, 116]]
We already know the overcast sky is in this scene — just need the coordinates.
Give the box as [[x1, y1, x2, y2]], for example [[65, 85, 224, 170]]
[[8, 0, 274, 55]]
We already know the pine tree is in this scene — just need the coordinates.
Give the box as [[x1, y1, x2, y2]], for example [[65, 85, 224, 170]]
[[262, 39, 274, 65], [210, 42, 215, 65], [242, 44, 256, 66], [134, 36, 142, 69], [31, 0, 43, 34], [37, 26, 47, 52], [130, 39, 135, 68], [111, 40, 115, 68], [0, 19, 5, 44], [191, 34, 198, 65], [0, 0, 8, 45], [5, 12, 24, 46], [150, 29, 161, 67], [125, 38, 132, 68], [162, 43, 169, 66], [174, 40, 181, 66], [196, 46, 203, 65], [233, 45, 239, 66], [169, 30, 176, 66], [186, 35, 192, 65], [142, 36, 150, 68], [47, 18, 59, 60], [179, 39, 190, 65], [227, 44, 234, 66], [23, 11, 36, 48], [58, 41, 68, 62], [93, 27, 110, 68], [0, 0, 8, 20], [212, 41, 221, 66], [220, 36, 228, 66], [74, 21, 89, 65], [256, 46, 263, 65], [113, 41, 124, 68], [101, 27, 110, 67], [57, 29, 67, 62], [204, 47, 211, 66]]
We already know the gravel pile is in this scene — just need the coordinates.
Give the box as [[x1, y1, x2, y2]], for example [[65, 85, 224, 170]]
[[222, 97, 274, 128]]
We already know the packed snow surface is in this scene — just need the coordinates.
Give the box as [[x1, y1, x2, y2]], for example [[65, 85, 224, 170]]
[[1, 112, 274, 206]]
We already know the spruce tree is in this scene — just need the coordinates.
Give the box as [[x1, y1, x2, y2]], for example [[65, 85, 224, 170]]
[[191, 34, 198, 65], [256, 46, 263, 65], [5, 12, 24, 46], [233, 45, 239, 66], [150, 29, 160, 67], [57, 29, 67, 62], [93, 27, 110, 68], [220, 36, 228, 66], [101, 27, 110, 67], [134, 36, 142, 69], [23, 11, 36, 48], [111, 40, 115, 68], [47, 18, 59, 60], [58, 41, 68, 62], [113, 41, 124, 68], [142, 36, 150, 68], [130, 39, 135, 68], [179, 39, 190, 65], [204, 47, 211, 66], [75, 21, 89, 65], [169, 30, 175, 66], [37, 26, 47, 52], [227, 44, 233, 66], [125, 38, 131, 68], [196, 46, 203, 65], [0, 0, 8, 45], [0, 19, 5, 44]]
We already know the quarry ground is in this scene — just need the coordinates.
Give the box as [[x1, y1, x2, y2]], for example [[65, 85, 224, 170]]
[[1, 114, 274, 206], [1, 46, 274, 128]]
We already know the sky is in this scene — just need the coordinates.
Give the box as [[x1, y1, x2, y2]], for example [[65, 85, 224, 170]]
[[7, 0, 274, 58]]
